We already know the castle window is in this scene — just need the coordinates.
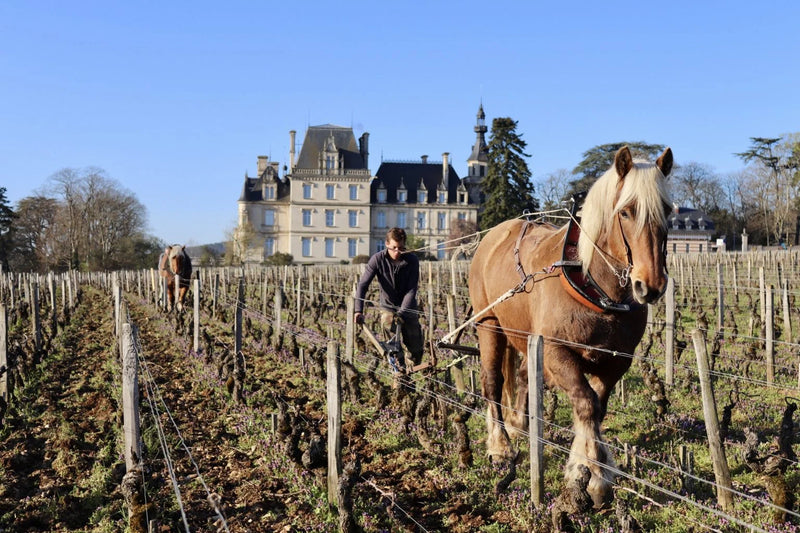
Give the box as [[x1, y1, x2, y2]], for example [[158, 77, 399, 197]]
[[348, 238, 357, 258], [325, 209, 335, 227], [376, 211, 386, 228], [348, 210, 358, 227], [302, 237, 312, 257], [349, 184, 358, 200], [397, 212, 407, 228], [377, 189, 387, 203], [325, 238, 334, 257], [326, 184, 335, 200], [264, 237, 275, 256], [398, 190, 407, 203], [263, 209, 275, 227], [302, 209, 312, 226], [303, 184, 312, 199], [264, 185, 275, 200]]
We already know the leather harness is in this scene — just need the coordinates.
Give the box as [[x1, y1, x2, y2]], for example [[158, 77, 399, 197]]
[[513, 195, 635, 313]]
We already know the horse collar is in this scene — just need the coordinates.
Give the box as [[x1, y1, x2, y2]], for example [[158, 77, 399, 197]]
[[556, 216, 634, 313]]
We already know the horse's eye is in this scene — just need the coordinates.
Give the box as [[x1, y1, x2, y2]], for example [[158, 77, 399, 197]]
[[620, 209, 630, 219]]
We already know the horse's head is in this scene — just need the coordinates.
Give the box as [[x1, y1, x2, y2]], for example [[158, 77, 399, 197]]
[[579, 146, 672, 305]]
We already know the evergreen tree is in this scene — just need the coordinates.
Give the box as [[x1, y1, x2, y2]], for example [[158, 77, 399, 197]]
[[566, 142, 666, 199], [0, 187, 16, 271], [480, 117, 537, 231]]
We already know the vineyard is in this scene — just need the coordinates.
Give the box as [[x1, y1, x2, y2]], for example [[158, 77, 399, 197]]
[[1, 251, 799, 532]]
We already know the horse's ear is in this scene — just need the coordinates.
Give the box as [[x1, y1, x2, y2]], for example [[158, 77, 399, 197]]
[[615, 146, 634, 179], [656, 147, 673, 178]]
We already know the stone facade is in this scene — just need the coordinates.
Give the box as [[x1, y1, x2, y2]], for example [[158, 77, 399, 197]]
[[236, 109, 484, 264]]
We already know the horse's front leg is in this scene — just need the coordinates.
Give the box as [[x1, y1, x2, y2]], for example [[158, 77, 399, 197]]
[[478, 319, 514, 461], [548, 348, 613, 508]]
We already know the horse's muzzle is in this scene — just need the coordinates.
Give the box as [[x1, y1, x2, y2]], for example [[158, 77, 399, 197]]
[[632, 278, 667, 304]]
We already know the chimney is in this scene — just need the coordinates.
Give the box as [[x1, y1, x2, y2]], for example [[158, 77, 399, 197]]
[[442, 152, 450, 183], [289, 130, 296, 169], [257, 156, 268, 176], [359, 132, 369, 169], [421, 155, 428, 164]]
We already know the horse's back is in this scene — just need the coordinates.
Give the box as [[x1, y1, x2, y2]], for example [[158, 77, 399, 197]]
[[469, 219, 560, 309]]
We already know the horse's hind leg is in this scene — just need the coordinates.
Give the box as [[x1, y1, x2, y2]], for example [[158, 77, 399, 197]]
[[478, 319, 515, 461]]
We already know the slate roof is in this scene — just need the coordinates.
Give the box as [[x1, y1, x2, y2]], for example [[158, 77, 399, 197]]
[[296, 124, 367, 169], [372, 161, 468, 204], [238, 171, 290, 202], [667, 206, 715, 232]]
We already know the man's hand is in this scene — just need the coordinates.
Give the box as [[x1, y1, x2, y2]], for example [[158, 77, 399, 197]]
[[354, 312, 365, 325]]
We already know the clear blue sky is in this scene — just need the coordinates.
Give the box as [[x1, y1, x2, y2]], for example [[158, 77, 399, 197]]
[[2, 1, 799, 246]]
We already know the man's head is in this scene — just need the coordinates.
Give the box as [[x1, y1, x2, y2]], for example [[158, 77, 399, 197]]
[[385, 227, 407, 260]]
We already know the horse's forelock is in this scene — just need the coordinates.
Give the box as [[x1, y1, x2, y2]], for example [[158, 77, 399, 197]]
[[615, 160, 671, 234]]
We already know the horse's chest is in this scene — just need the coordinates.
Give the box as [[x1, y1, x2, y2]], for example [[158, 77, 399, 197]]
[[545, 308, 646, 352]]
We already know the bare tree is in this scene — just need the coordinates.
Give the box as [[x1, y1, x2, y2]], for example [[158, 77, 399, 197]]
[[38, 167, 150, 270], [534, 168, 572, 223], [735, 137, 800, 245], [448, 217, 479, 258]]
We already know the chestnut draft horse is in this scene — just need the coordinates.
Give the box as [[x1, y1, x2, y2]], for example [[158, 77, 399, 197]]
[[469, 146, 672, 507], [158, 244, 193, 312]]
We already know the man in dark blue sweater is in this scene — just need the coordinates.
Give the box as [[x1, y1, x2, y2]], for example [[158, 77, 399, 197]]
[[354, 227, 423, 371]]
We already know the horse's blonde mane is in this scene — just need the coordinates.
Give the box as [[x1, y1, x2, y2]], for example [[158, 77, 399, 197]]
[[577, 158, 670, 271]]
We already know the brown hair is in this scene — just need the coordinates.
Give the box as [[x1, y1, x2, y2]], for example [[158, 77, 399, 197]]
[[386, 227, 407, 244]]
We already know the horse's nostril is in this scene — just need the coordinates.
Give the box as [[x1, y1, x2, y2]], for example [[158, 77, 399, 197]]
[[633, 280, 646, 298]]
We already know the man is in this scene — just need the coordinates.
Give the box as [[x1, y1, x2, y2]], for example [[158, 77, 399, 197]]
[[354, 227, 423, 371]]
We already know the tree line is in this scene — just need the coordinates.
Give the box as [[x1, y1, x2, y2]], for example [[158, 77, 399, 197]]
[[0, 168, 163, 272]]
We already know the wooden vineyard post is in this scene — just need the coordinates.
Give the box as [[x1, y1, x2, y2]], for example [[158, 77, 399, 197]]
[[782, 280, 792, 343], [427, 263, 434, 333], [121, 322, 147, 532], [527, 334, 544, 507], [327, 339, 342, 510], [48, 273, 56, 333], [1, 304, 7, 408], [193, 279, 200, 354], [345, 284, 355, 364], [447, 294, 466, 394], [766, 285, 774, 385], [716, 263, 724, 334], [230, 278, 245, 404], [274, 286, 283, 338], [122, 323, 141, 471], [212, 273, 219, 319], [665, 277, 675, 386], [295, 271, 302, 327], [691, 329, 733, 511], [759, 267, 766, 324], [31, 281, 41, 358]]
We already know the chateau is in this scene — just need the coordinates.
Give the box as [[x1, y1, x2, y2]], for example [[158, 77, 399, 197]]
[[236, 107, 487, 264]]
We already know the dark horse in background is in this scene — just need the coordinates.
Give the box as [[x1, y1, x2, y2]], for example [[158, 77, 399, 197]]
[[469, 146, 672, 508], [158, 244, 193, 312]]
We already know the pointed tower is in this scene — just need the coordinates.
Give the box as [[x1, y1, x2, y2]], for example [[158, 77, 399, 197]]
[[464, 104, 488, 205]]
